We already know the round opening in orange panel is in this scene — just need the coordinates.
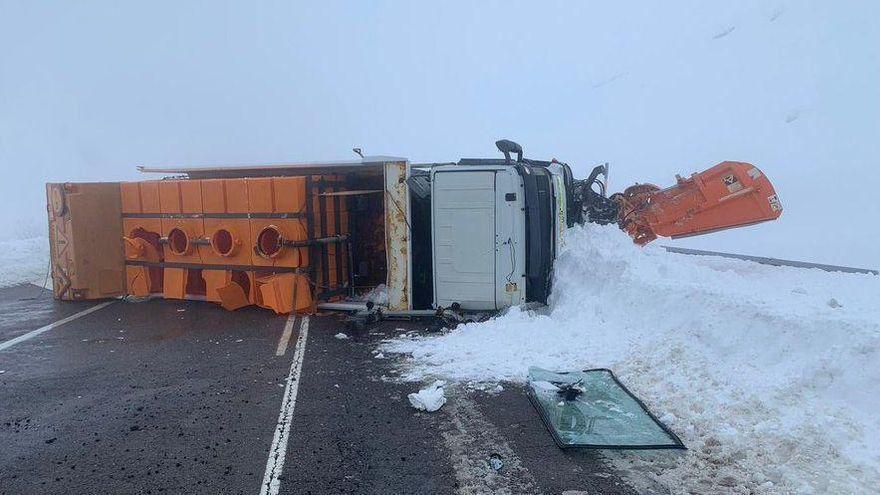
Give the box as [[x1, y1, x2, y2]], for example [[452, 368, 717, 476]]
[[167, 228, 190, 256], [256, 226, 283, 258], [211, 229, 235, 257]]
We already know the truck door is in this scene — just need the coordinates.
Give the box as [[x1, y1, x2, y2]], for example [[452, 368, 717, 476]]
[[432, 170, 496, 310]]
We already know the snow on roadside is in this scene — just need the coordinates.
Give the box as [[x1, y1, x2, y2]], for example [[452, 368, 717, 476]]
[[382, 224, 880, 493], [0, 236, 50, 288]]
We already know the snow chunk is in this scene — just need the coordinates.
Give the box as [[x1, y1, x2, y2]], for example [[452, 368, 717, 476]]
[[334, 333, 349, 340], [407, 380, 446, 412]]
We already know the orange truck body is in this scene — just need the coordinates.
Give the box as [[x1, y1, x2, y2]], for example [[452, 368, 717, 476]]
[[48, 174, 352, 314]]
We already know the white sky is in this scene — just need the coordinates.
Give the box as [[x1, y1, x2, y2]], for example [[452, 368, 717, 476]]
[[1, 1, 878, 267]]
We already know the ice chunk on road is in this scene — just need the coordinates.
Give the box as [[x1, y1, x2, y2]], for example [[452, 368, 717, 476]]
[[408, 380, 446, 412], [334, 333, 349, 340]]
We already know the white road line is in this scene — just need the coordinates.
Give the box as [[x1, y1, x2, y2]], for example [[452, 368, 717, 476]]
[[275, 314, 296, 356], [260, 315, 310, 495], [0, 300, 115, 353]]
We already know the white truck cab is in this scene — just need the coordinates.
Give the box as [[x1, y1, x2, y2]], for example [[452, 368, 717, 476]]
[[419, 149, 572, 311]]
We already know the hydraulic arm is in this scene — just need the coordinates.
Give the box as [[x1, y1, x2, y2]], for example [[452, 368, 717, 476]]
[[573, 161, 783, 245]]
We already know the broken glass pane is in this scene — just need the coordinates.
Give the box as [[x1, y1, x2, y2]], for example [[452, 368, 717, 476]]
[[527, 367, 685, 449]]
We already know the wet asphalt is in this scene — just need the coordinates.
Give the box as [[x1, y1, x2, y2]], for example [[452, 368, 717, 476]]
[[0, 284, 634, 494]]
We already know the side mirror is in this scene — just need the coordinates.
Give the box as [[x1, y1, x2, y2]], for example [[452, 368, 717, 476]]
[[495, 139, 523, 163]]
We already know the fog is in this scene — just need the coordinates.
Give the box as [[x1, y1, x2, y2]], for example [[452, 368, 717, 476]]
[[2, 1, 877, 267]]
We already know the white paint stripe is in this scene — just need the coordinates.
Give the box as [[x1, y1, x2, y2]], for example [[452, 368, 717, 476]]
[[260, 315, 310, 495], [0, 300, 115, 352], [275, 314, 296, 356]]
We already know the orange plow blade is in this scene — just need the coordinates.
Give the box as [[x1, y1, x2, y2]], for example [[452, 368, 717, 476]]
[[616, 161, 783, 245]]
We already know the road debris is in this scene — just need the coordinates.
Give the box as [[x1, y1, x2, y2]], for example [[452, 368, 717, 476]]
[[408, 380, 446, 412]]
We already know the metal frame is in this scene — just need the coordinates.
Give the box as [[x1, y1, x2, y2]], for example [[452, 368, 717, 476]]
[[122, 212, 306, 219], [383, 160, 412, 311], [663, 246, 878, 275]]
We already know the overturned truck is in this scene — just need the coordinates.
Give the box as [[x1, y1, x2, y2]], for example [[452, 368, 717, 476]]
[[47, 141, 782, 314]]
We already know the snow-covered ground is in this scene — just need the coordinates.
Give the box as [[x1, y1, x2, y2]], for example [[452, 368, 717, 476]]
[[383, 225, 880, 493], [0, 236, 50, 288]]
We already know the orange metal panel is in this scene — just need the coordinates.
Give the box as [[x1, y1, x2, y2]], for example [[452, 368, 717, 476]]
[[325, 192, 337, 235], [158, 181, 182, 214], [126, 266, 152, 297], [246, 177, 306, 214], [163, 267, 187, 299], [202, 270, 252, 311], [47, 182, 126, 301], [161, 218, 204, 264], [123, 218, 163, 244], [225, 179, 249, 212], [139, 182, 161, 214], [255, 273, 312, 314], [202, 178, 250, 214], [340, 209, 350, 234], [249, 219, 308, 267], [122, 218, 164, 295], [247, 178, 274, 213], [179, 180, 202, 213], [201, 179, 225, 213], [274, 177, 306, 213], [200, 219, 253, 266], [202, 269, 231, 303], [121, 183, 142, 213], [216, 283, 250, 311], [249, 271, 265, 306]]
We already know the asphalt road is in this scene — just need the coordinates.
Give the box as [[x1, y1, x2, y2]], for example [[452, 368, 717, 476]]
[[0, 284, 635, 494]]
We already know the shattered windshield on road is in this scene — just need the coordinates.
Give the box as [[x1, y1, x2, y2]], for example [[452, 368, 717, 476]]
[[527, 367, 685, 450]]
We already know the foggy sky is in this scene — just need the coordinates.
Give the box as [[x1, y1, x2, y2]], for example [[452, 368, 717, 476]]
[[1, 1, 878, 267]]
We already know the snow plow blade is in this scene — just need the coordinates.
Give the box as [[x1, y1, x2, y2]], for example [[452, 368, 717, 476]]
[[615, 161, 783, 245]]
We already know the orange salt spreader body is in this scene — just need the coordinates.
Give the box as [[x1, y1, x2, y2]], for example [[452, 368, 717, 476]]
[[47, 172, 352, 315], [573, 161, 783, 245]]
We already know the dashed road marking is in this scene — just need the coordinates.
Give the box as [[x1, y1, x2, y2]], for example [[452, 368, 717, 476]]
[[275, 314, 296, 356], [0, 300, 115, 353], [260, 315, 309, 495]]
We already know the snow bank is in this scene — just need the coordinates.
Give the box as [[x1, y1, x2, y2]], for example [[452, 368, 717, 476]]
[[383, 224, 880, 493], [0, 236, 50, 288]]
